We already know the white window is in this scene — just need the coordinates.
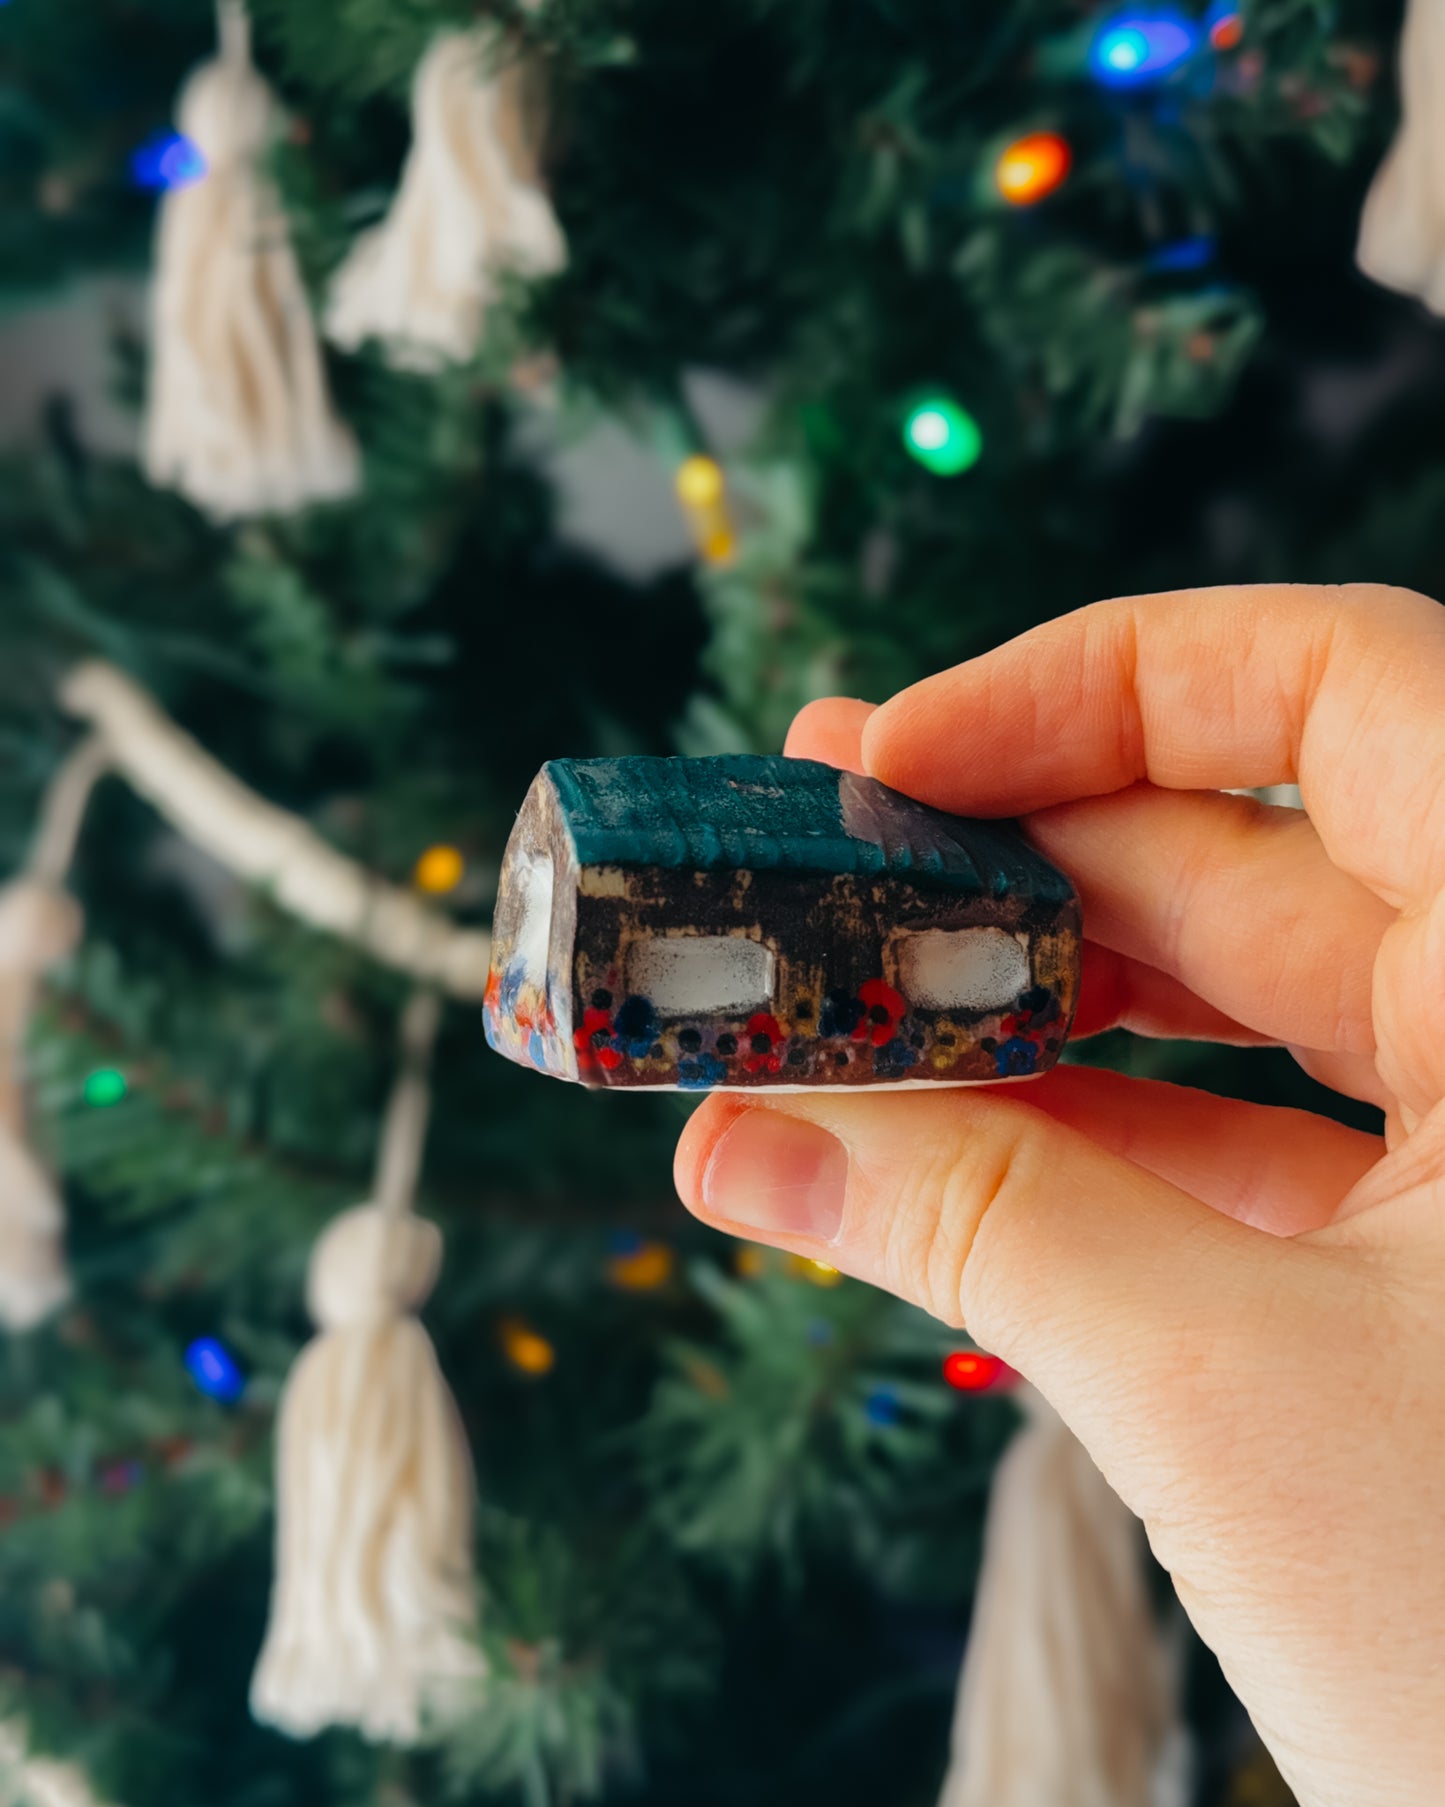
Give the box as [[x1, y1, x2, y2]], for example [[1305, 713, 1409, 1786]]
[[627, 935, 775, 1017], [894, 927, 1029, 1011], [512, 854, 554, 988]]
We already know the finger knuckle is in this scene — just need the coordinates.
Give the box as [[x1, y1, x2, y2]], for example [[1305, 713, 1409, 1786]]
[[880, 1120, 1035, 1337]]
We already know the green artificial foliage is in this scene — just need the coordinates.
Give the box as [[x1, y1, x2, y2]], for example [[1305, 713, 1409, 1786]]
[[0, 0, 1424, 1803]]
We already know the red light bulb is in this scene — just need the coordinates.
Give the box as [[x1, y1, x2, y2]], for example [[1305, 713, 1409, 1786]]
[[943, 1350, 1010, 1392]]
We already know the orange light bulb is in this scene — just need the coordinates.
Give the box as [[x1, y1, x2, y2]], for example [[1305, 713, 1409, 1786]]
[[994, 132, 1072, 207], [414, 844, 465, 895], [500, 1317, 556, 1376]]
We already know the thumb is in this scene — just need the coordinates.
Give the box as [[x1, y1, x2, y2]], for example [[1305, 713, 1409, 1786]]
[[674, 1086, 1317, 1510]]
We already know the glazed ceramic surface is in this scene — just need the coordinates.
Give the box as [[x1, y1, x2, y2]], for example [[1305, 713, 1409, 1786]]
[[484, 755, 1081, 1091]]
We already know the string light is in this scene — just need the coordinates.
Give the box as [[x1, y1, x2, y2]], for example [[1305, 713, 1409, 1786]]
[[607, 1237, 675, 1291], [1149, 235, 1217, 273], [1207, 1, 1244, 50], [674, 456, 736, 566], [902, 395, 983, 477], [130, 130, 208, 192], [413, 843, 465, 895], [942, 1350, 1010, 1393], [864, 1386, 902, 1427], [1089, 10, 1200, 88], [500, 1316, 556, 1376], [788, 1254, 845, 1289], [994, 132, 1072, 207], [184, 1337, 246, 1404], [83, 1068, 128, 1108], [675, 456, 725, 509]]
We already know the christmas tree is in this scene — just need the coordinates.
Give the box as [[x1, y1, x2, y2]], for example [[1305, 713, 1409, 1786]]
[[0, 2, 1423, 1804]]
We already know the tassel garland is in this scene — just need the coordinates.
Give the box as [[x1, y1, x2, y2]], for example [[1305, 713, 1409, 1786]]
[[250, 993, 483, 1742], [1356, 0, 1445, 312], [326, 28, 567, 371], [144, 2, 359, 517], [937, 1388, 1188, 1807]]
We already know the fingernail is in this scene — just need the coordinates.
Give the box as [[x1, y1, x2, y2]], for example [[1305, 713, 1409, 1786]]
[[701, 1110, 848, 1244]]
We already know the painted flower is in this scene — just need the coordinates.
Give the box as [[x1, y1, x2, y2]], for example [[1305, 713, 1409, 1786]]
[[853, 979, 907, 1047], [993, 1035, 1038, 1078], [678, 1051, 727, 1090], [743, 1011, 784, 1075], [873, 1035, 920, 1079], [574, 1005, 621, 1073]]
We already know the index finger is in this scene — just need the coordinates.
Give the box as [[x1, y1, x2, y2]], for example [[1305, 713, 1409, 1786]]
[[861, 584, 1445, 910]]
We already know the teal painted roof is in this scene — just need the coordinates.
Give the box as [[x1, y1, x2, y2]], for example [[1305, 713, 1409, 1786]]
[[544, 756, 1075, 905]]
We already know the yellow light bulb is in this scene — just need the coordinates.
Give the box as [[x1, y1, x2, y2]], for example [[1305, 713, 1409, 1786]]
[[414, 844, 465, 895], [675, 455, 725, 509], [789, 1255, 845, 1288], [701, 524, 737, 566]]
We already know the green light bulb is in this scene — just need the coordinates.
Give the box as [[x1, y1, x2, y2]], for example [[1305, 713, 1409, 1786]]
[[83, 1068, 128, 1108], [902, 395, 982, 476]]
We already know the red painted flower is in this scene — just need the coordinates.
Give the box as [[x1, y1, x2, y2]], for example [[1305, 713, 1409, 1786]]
[[743, 1012, 784, 1075], [852, 979, 906, 1047], [574, 1005, 614, 1072]]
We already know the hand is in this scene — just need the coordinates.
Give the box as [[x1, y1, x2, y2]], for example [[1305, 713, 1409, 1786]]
[[674, 584, 1445, 1807]]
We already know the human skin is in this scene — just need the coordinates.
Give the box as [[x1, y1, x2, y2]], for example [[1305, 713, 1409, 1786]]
[[673, 584, 1445, 1807]]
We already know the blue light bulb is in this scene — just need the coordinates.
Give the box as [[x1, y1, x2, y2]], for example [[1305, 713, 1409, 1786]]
[[864, 1386, 902, 1427], [130, 130, 208, 193], [1148, 235, 1218, 273], [1091, 10, 1201, 87], [184, 1337, 246, 1404], [1105, 28, 1148, 71]]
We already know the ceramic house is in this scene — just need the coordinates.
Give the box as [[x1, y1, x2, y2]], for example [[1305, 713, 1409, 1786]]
[[484, 754, 1081, 1091]]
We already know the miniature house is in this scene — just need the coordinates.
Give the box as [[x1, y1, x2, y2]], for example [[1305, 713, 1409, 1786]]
[[484, 755, 1081, 1091]]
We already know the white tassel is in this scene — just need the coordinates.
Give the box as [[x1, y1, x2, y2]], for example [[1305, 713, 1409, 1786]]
[[937, 1387, 1188, 1807], [0, 877, 83, 1330], [1357, 0, 1445, 313], [0, 1721, 113, 1807], [0, 735, 106, 1333], [0, 1116, 71, 1333], [144, 2, 359, 518], [251, 994, 482, 1743], [326, 28, 566, 372]]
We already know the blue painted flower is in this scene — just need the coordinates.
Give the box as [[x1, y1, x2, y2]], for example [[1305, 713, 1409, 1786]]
[[994, 1035, 1038, 1078], [678, 1052, 727, 1090], [873, 1036, 920, 1079]]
